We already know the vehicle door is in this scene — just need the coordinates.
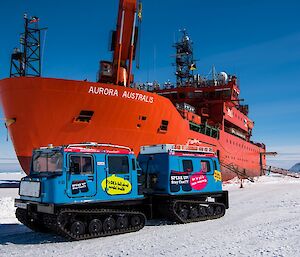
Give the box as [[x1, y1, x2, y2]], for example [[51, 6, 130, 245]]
[[189, 157, 214, 191], [66, 154, 97, 198], [171, 158, 194, 192], [102, 154, 132, 196]]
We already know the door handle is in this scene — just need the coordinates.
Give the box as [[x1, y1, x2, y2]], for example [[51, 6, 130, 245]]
[[124, 175, 129, 180], [88, 176, 94, 181]]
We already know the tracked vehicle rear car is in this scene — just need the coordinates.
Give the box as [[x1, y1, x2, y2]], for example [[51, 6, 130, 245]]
[[15, 143, 228, 240]]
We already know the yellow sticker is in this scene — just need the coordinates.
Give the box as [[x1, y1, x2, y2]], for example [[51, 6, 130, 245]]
[[214, 170, 222, 182], [101, 174, 132, 195]]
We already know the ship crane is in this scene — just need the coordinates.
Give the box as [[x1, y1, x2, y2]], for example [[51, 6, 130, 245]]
[[98, 0, 142, 87]]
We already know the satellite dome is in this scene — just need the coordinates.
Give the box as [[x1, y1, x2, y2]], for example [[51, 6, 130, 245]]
[[218, 71, 228, 82]]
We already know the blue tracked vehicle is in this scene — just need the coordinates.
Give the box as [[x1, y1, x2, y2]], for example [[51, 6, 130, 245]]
[[15, 143, 229, 240]]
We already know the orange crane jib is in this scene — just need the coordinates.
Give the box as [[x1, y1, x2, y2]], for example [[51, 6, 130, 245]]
[[113, 0, 137, 86]]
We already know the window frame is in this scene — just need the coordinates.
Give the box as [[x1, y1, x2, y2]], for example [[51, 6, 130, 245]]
[[107, 155, 130, 174], [32, 151, 63, 174], [69, 154, 94, 175], [213, 159, 218, 170], [200, 160, 212, 174], [182, 159, 194, 173]]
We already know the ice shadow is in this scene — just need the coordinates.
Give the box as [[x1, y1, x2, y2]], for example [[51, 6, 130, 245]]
[[0, 224, 66, 245]]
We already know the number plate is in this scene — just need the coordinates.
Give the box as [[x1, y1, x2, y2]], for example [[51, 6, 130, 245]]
[[15, 201, 27, 209]]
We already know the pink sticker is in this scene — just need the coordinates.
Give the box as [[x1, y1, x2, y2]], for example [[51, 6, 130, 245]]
[[190, 172, 208, 190]]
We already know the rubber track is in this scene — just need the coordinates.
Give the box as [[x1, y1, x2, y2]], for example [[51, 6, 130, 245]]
[[168, 200, 226, 223], [16, 208, 50, 233], [55, 208, 146, 241]]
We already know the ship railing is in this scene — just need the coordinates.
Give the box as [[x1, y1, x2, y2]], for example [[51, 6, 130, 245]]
[[262, 165, 300, 179], [249, 141, 266, 149]]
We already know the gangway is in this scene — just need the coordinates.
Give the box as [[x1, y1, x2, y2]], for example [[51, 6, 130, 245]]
[[262, 165, 300, 179], [220, 162, 255, 182]]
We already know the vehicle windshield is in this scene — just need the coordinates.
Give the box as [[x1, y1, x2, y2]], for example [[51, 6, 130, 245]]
[[32, 151, 63, 173]]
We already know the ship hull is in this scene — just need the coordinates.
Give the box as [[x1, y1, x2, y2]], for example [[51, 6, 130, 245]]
[[0, 77, 266, 181]]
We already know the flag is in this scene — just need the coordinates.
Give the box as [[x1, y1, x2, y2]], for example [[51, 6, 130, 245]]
[[138, 2, 142, 21], [190, 63, 197, 71], [30, 16, 39, 23]]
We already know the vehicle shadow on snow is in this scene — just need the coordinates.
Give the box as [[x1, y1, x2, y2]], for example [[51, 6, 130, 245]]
[[146, 219, 175, 226], [0, 221, 174, 245], [0, 224, 67, 245]]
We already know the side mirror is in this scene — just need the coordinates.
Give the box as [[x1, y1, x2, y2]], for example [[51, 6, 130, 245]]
[[70, 162, 80, 174]]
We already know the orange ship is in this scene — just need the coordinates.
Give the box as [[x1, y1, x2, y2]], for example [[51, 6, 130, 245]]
[[0, 0, 266, 181]]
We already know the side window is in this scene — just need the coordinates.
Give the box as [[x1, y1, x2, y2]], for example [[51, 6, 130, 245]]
[[201, 160, 211, 173], [182, 160, 193, 172], [131, 158, 136, 170], [108, 156, 129, 174], [82, 156, 93, 173], [213, 160, 218, 170], [70, 155, 93, 174]]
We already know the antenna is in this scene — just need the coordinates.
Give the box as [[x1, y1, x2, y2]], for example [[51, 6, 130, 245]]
[[212, 65, 216, 81]]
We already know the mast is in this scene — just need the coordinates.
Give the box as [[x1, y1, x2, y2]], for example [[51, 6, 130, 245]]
[[10, 14, 45, 78], [174, 30, 197, 87]]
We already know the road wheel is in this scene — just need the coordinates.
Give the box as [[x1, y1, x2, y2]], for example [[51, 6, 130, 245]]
[[199, 206, 207, 217], [103, 217, 116, 232], [207, 206, 214, 216], [88, 219, 102, 234], [70, 221, 85, 236], [189, 207, 199, 219], [178, 208, 189, 221], [130, 215, 141, 227], [116, 216, 129, 229], [214, 205, 223, 216]]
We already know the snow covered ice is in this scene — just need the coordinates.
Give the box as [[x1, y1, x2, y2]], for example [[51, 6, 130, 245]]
[[0, 173, 300, 257]]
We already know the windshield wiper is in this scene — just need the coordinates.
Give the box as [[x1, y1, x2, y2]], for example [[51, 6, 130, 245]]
[[31, 171, 62, 177]]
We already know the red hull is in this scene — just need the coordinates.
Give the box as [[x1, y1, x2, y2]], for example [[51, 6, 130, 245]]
[[0, 77, 266, 181]]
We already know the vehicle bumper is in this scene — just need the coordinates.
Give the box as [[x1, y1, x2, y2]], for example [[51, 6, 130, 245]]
[[15, 198, 55, 214]]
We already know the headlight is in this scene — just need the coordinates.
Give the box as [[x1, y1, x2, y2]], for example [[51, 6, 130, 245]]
[[19, 180, 40, 198]]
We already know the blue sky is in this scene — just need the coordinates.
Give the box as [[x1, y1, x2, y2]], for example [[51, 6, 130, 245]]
[[0, 0, 300, 170]]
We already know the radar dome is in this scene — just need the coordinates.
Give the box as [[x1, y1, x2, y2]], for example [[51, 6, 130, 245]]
[[218, 72, 228, 82]]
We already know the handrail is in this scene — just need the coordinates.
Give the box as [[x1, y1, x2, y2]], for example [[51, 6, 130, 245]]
[[66, 142, 132, 152], [262, 165, 300, 179], [220, 161, 255, 182], [172, 144, 214, 153]]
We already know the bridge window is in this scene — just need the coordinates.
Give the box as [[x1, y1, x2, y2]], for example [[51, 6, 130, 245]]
[[172, 93, 178, 99], [108, 156, 129, 174], [179, 93, 186, 99]]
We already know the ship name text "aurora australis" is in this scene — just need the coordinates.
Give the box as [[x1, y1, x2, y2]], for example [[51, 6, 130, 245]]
[[88, 86, 154, 103]]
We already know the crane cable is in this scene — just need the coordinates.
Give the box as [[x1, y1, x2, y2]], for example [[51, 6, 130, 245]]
[[136, 1, 142, 69]]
